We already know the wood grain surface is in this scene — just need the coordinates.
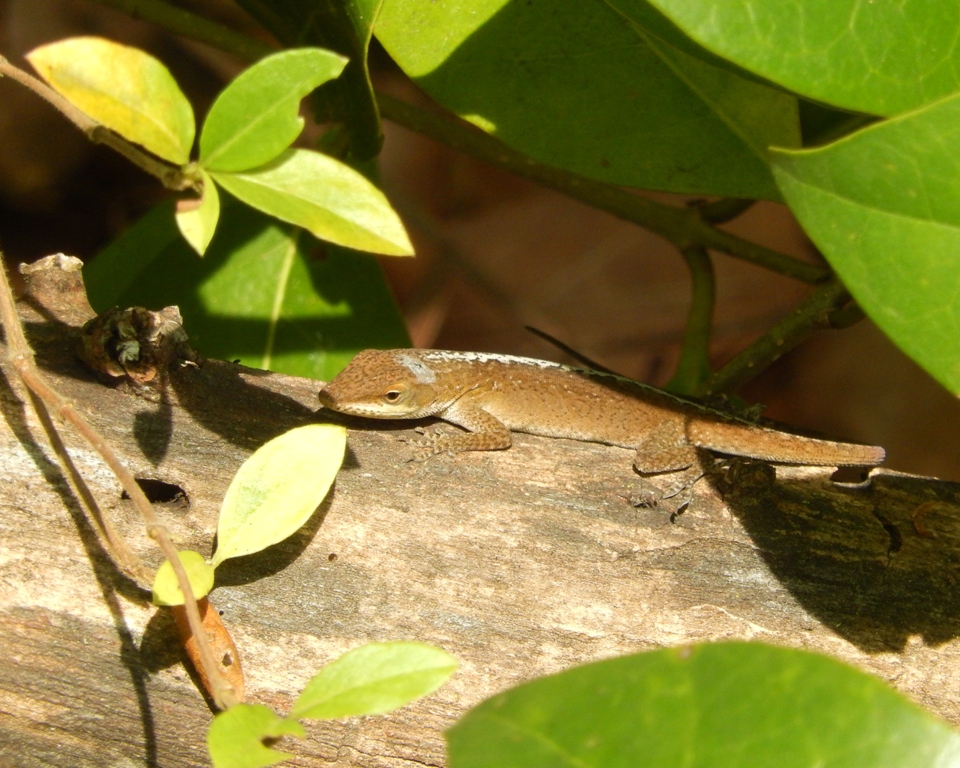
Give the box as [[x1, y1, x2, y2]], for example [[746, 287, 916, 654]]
[[2, 257, 959, 767]]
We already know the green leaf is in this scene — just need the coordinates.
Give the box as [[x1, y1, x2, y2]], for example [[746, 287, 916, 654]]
[[211, 424, 346, 568], [175, 169, 221, 255], [290, 642, 457, 721], [151, 550, 215, 606], [233, 0, 385, 160], [27, 36, 195, 164], [771, 94, 960, 394], [199, 48, 347, 173], [638, 0, 960, 116], [602, 0, 748, 75], [211, 149, 413, 256], [208, 704, 304, 768], [376, 0, 798, 199], [84, 199, 410, 380], [447, 642, 960, 768]]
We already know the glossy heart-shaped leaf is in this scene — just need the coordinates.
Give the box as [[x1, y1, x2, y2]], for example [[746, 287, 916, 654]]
[[376, 0, 797, 199], [637, 0, 960, 116], [772, 93, 960, 393], [448, 642, 960, 768]]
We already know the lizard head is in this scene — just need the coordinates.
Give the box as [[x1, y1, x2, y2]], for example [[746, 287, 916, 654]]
[[318, 349, 441, 419]]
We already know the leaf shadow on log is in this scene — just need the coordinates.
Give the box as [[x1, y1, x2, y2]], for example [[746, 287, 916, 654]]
[[167, 359, 317, 451], [725, 470, 960, 652], [17, 255, 325, 463]]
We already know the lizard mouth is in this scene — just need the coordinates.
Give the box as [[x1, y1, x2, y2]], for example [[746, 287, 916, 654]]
[[317, 394, 378, 417], [317, 389, 376, 416]]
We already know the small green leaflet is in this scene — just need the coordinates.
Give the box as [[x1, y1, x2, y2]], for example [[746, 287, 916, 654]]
[[208, 703, 304, 768], [151, 550, 215, 606], [232, 0, 386, 160], [27, 36, 195, 164], [290, 642, 458, 720], [211, 424, 346, 567], [176, 169, 221, 255], [210, 148, 414, 256], [199, 48, 348, 173], [207, 642, 455, 766]]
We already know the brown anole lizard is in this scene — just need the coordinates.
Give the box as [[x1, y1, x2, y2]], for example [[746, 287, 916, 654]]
[[317, 349, 885, 474]]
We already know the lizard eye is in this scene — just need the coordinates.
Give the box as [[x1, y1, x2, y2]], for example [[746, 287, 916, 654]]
[[383, 389, 403, 403]]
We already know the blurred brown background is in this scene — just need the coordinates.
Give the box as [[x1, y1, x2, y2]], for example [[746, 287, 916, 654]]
[[2, 0, 959, 479]]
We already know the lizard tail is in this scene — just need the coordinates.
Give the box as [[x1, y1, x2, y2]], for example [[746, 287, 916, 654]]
[[688, 420, 885, 467]]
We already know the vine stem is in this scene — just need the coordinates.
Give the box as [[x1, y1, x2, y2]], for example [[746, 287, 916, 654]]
[[705, 276, 853, 395], [375, 94, 829, 285], [94, 0, 275, 61], [0, 257, 238, 710], [667, 245, 716, 394]]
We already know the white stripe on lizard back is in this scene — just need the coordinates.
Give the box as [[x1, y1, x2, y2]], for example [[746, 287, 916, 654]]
[[416, 350, 567, 370]]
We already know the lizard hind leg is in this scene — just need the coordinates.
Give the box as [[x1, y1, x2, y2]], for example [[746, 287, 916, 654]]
[[629, 448, 712, 514], [631, 425, 700, 475], [628, 426, 702, 510]]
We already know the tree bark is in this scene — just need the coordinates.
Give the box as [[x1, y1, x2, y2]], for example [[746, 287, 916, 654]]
[[2, 255, 959, 767]]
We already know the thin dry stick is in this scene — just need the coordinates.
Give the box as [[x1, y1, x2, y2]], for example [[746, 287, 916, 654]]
[[0, 259, 238, 709], [26, 384, 147, 582]]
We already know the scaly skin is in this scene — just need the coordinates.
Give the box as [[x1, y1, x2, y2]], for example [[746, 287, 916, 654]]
[[318, 349, 885, 474]]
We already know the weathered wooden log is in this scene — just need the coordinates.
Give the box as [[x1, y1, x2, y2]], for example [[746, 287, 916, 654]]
[[1, 255, 958, 767]]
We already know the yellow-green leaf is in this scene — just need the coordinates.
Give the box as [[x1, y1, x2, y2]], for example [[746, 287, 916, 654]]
[[27, 36, 195, 164], [208, 704, 303, 768], [210, 148, 414, 256], [290, 642, 457, 721], [151, 550, 215, 606], [176, 169, 221, 255], [211, 424, 346, 568]]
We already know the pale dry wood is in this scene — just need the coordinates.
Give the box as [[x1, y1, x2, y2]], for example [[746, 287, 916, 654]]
[[2, 256, 960, 767]]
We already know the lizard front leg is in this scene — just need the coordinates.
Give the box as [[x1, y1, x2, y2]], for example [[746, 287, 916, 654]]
[[405, 399, 512, 460]]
